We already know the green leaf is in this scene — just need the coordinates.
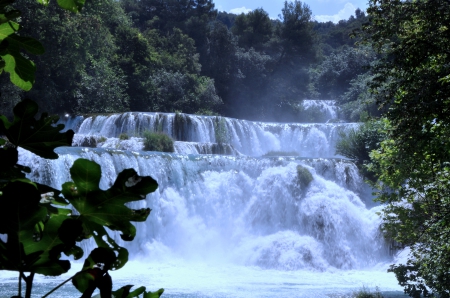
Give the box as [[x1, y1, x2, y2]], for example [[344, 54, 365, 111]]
[[72, 247, 115, 293], [68, 158, 101, 194], [0, 181, 44, 234], [62, 159, 157, 242], [21, 211, 80, 275], [36, 0, 50, 6], [0, 98, 74, 159], [144, 288, 165, 298], [57, 0, 86, 13], [0, 21, 19, 42], [0, 52, 35, 90], [8, 35, 45, 55], [72, 269, 96, 293], [0, 10, 21, 25], [0, 181, 47, 272], [126, 286, 146, 297]]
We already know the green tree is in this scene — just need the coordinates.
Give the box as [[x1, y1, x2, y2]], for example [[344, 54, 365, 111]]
[[364, 0, 450, 296], [312, 46, 376, 99], [4, 0, 132, 114], [231, 8, 273, 51], [277, 0, 316, 66]]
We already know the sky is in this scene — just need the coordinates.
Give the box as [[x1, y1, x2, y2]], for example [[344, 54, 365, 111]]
[[213, 0, 369, 23]]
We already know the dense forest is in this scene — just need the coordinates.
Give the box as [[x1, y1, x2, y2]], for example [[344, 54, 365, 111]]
[[0, 0, 373, 122]]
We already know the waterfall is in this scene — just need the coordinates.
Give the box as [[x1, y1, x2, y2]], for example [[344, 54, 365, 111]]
[[12, 102, 404, 297]]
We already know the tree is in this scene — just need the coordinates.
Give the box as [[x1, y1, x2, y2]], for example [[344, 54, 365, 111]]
[[231, 8, 273, 51], [364, 0, 450, 296], [2, 0, 132, 114], [312, 46, 376, 99], [277, 0, 316, 66]]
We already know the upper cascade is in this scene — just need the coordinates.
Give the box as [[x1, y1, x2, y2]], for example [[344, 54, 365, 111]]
[[62, 101, 356, 157]]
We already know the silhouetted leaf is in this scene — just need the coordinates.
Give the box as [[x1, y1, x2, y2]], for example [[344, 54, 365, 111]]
[[62, 159, 157, 243], [0, 98, 74, 158]]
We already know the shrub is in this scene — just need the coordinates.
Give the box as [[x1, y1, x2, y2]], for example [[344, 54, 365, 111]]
[[142, 131, 174, 152], [335, 119, 387, 181], [119, 133, 130, 140], [214, 117, 230, 144], [352, 286, 384, 298], [296, 165, 313, 188]]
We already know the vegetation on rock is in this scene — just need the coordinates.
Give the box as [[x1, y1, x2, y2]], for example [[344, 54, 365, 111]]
[[142, 131, 174, 153]]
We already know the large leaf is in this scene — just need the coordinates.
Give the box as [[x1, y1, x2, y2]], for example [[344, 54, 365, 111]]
[[0, 181, 45, 235], [0, 98, 74, 159], [72, 247, 116, 295], [144, 288, 165, 298], [0, 181, 47, 272], [0, 52, 35, 90], [62, 158, 157, 242], [0, 21, 43, 90], [0, 21, 19, 41], [57, 0, 86, 13], [23, 211, 84, 276], [7, 34, 45, 55]]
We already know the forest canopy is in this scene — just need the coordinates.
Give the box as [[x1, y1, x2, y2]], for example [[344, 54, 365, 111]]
[[0, 0, 370, 122]]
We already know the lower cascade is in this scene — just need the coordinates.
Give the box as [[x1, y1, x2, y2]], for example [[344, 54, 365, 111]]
[[14, 109, 403, 297]]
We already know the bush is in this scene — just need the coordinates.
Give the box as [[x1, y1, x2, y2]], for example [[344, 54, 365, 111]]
[[214, 117, 231, 144], [119, 133, 130, 140], [142, 131, 174, 152], [352, 286, 384, 298], [296, 165, 313, 188], [335, 119, 387, 181]]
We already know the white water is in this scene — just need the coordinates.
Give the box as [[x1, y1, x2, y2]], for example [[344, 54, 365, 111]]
[[4, 101, 407, 297], [64, 112, 358, 157]]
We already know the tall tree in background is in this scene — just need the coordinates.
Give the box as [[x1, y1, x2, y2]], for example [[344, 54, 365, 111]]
[[256, 0, 316, 121], [278, 0, 316, 66], [232, 8, 273, 51], [365, 0, 450, 296]]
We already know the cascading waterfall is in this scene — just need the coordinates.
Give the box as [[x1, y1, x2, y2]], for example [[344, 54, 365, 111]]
[[7, 100, 405, 297], [65, 112, 358, 157]]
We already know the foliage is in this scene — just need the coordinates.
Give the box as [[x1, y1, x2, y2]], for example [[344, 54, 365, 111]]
[[119, 133, 130, 140], [339, 72, 381, 121], [278, 0, 316, 64], [75, 58, 130, 114], [0, 0, 372, 121], [364, 0, 450, 296], [142, 131, 174, 153], [311, 46, 376, 100], [214, 117, 230, 144], [313, 8, 368, 53], [0, 99, 162, 297], [296, 165, 313, 188], [336, 119, 386, 181], [352, 286, 383, 298], [232, 8, 272, 51], [0, 0, 45, 90]]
